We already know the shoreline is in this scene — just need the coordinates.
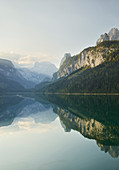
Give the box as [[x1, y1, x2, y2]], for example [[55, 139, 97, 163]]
[[44, 92, 119, 96], [0, 92, 119, 96]]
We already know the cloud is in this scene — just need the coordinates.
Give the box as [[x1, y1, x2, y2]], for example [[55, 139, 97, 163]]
[[0, 50, 59, 67]]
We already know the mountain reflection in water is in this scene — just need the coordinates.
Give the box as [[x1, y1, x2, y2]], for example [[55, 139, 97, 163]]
[[0, 94, 119, 158]]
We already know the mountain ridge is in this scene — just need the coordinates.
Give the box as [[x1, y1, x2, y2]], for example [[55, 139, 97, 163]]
[[0, 59, 57, 92], [96, 28, 119, 45], [56, 40, 119, 79], [0, 58, 35, 89], [36, 40, 119, 93]]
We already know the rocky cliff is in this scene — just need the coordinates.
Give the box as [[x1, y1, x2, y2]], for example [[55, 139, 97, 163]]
[[96, 28, 119, 45], [57, 28, 119, 79], [57, 48, 103, 78]]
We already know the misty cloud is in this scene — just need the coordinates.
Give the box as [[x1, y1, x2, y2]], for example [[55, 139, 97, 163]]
[[0, 50, 59, 67]]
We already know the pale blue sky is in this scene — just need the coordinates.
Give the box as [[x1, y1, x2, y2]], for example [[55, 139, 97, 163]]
[[0, 0, 119, 67]]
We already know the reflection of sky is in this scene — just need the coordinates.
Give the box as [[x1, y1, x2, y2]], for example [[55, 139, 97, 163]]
[[0, 116, 119, 170], [0, 112, 119, 170], [0, 116, 59, 135]]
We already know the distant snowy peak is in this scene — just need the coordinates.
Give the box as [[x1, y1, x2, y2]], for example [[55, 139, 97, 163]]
[[18, 67, 51, 85], [96, 28, 119, 45], [32, 61, 58, 77]]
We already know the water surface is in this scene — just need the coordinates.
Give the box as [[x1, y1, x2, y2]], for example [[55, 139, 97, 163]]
[[0, 94, 119, 170]]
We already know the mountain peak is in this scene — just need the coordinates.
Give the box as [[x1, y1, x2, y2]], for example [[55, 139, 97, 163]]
[[108, 27, 119, 34], [32, 61, 58, 77], [96, 28, 119, 45]]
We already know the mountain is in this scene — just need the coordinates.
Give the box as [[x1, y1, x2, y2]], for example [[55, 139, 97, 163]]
[[0, 59, 25, 92], [96, 28, 119, 45], [0, 73, 25, 93], [57, 39, 119, 79], [52, 28, 119, 80], [0, 59, 57, 91], [17, 61, 57, 86], [0, 58, 35, 90], [59, 53, 71, 67], [18, 67, 51, 85], [36, 41, 119, 93], [31, 61, 58, 77]]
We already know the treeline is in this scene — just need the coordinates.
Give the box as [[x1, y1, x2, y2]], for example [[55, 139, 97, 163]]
[[37, 61, 119, 93]]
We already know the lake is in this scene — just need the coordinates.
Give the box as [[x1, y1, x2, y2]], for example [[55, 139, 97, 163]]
[[0, 94, 119, 170]]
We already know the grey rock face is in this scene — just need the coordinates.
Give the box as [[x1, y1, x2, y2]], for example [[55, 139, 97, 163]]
[[96, 28, 119, 45], [60, 53, 71, 67], [57, 47, 106, 78], [57, 29, 119, 79], [108, 28, 119, 40]]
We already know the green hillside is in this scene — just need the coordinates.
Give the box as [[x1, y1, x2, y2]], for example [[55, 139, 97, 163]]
[[57, 41, 119, 78], [36, 61, 119, 93]]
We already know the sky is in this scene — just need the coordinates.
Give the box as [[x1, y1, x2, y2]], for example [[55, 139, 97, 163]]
[[0, 0, 119, 68]]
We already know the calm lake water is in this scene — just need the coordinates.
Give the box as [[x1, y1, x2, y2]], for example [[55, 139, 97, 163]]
[[0, 94, 119, 170]]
